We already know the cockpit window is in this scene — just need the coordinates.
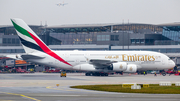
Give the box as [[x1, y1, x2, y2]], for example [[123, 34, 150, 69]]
[[168, 57, 172, 60], [169, 57, 175, 60]]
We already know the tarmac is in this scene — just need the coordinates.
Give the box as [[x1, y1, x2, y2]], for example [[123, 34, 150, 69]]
[[0, 73, 180, 101]]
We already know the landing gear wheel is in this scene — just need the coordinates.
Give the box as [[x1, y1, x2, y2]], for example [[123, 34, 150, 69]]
[[92, 73, 96, 76], [96, 73, 100, 76], [162, 72, 166, 76], [105, 73, 108, 76], [100, 73, 105, 76], [85, 73, 91, 76]]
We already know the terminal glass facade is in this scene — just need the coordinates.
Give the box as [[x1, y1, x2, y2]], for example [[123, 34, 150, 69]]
[[0, 49, 24, 53], [50, 33, 97, 45], [52, 27, 111, 33], [162, 27, 180, 42], [112, 24, 162, 33]]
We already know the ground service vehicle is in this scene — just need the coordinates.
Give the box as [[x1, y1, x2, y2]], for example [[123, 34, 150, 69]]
[[61, 71, 66, 77]]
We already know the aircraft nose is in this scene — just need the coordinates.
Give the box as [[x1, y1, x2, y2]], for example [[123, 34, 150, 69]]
[[170, 60, 175, 68]]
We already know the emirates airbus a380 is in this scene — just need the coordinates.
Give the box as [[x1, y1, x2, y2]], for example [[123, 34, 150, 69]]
[[10, 18, 175, 76]]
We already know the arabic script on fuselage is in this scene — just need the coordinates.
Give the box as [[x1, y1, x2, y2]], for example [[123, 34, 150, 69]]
[[105, 54, 156, 61]]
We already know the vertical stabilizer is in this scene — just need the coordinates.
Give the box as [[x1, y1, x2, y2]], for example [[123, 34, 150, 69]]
[[11, 18, 72, 66], [11, 18, 51, 53]]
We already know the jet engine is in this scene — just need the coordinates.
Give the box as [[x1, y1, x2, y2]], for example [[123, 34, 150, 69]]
[[109, 62, 127, 71], [124, 64, 137, 73], [73, 64, 96, 71]]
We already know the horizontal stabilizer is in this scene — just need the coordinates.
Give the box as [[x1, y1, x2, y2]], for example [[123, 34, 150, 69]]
[[5, 54, 23, 60], [21, 54, 45, 60]]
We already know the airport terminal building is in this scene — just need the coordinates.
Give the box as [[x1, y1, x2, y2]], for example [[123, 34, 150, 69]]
[[0, 22, 180, 66]]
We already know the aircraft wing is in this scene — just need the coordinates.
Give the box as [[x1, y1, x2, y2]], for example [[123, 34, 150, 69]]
[[89, 59, 118, 68]]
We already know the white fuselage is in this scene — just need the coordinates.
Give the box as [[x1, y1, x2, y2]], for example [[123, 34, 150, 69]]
[[26, 50, 175, 72]]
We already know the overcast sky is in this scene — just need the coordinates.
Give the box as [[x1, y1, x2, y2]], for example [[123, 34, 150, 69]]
[[0, 0, 180, 26]]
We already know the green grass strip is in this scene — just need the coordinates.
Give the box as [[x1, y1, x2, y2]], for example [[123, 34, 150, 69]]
[[71, 84, 180, 94]]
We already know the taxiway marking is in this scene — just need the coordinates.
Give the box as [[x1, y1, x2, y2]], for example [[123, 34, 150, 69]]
[[0, 92, 41, 101], [46, 86, 94, 92]]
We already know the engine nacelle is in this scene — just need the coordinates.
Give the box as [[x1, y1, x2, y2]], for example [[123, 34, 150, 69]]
[[73, 64, 96, 71], [110, 62, 127, 71], [124, 64, 137, 73]]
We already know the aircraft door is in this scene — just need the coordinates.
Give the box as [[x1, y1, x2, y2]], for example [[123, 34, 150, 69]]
[[84, 53, 90, 62], [162, 59, 165, 65], [55, 60, 58, 65], [75, 59, 79, 65], [65, 53, 69, 58]]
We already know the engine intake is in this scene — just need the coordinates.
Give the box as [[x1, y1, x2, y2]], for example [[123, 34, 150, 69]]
[[109, 62, 127, 71]]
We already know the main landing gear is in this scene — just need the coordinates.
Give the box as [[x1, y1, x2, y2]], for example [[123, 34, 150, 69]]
[[85, 72, 109, 76]]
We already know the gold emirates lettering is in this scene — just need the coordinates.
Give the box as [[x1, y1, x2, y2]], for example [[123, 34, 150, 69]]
[[122, 54, 155, 61]]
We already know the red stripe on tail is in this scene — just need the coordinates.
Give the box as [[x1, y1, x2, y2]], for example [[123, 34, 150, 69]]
[[28, 31, 72, 66]]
